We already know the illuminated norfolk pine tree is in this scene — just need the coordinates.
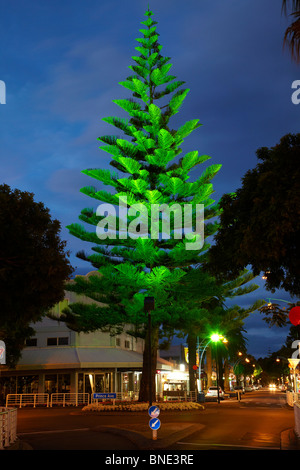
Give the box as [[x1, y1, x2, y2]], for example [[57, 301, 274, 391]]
[[65, 8, 223, 402]]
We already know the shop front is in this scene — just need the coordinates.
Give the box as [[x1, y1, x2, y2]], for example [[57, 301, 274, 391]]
[[159, 368, 189, 398], [77, 371, 113, 395]]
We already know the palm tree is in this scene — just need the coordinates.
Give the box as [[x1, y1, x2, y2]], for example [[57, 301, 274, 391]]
[[282, 0, 300, 62]]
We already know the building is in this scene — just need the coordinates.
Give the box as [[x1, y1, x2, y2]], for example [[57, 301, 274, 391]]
[[159, 344, 189, 392], [0, 272, 173, 404]]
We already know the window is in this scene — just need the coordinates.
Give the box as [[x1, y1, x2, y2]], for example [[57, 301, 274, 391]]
[[26, 338, 37, 347], [58, 337, 68, 345], [17, 375, 38, 394], [47, 337, 69, 346], [116, 338, 121, 347], [124, 340, 131, 349], [47, 338, 57, 346]]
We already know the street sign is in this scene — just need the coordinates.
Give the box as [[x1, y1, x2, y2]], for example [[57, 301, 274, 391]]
[[93, 393, 117, 399], [0, 341, 5, 364], [148, 405, 160, 418], [149, 418, 161, 430]]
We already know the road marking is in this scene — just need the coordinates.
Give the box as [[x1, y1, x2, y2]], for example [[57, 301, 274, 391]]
[[18, 428, 90, 436], [176, 441, 280, 450]]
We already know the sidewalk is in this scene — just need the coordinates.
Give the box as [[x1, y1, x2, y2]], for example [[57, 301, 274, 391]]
[[5, 421, 205, 451], [280, 428, 300, 450]]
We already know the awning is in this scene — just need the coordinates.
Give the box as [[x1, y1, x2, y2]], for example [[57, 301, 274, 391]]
[[6, 347, 173, 371]]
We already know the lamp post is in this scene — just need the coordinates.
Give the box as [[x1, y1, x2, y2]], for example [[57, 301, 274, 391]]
[[276, 356, 289, 387], [210, 334, 226, 404], [233, 354, 251, 398], [233, 357, 244, 384], [198, 337, 211, 392], [144, 296, 155, 406], [198, 334, 227, 394]]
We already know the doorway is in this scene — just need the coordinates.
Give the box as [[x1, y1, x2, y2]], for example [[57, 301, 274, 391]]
[[84, 373, 111, 394]]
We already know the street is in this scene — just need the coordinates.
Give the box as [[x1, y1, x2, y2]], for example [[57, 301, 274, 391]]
[[169, 388, 294, 450], [14, 389, 295, 451]]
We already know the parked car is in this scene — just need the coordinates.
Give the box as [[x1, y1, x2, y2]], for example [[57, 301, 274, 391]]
[[278, 384, 286, 391], [206, 386, 225, 399]]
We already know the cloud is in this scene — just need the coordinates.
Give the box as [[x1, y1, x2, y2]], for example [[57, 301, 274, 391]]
[[46, 168, 88, 196], [1, 0, 299, 359]]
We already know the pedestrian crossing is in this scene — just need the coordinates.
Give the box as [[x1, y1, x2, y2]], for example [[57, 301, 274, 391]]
[[242, 402, 282, 406], [215, 396, 287, 408], [238, 399, 286, 408]]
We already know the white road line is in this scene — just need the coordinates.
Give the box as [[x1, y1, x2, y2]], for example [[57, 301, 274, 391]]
[[176, 441, 279, 450], [18, 428, 90, 436]]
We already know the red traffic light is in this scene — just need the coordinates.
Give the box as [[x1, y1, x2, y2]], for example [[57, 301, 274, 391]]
[[289, 306, 300, 326]]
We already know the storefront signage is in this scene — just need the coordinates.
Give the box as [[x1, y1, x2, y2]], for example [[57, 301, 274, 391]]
[[184, 346, 199, 365]]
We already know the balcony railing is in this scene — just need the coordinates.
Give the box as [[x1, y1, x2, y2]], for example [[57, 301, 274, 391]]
[[5, 390, 197, 408]]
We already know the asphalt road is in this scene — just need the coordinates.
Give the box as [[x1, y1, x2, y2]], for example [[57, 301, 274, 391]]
[[169, 389, 293, 450], [14, 389, 295, 451]]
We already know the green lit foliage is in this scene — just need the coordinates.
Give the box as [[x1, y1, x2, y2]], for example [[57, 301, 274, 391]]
[[64, 8, 226, 401], [66, 7, 222, 321], [64, 8, 266, 400]]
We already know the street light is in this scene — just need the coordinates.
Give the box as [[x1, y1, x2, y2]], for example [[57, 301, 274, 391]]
[[211, 333, 222, 343], [233, 354, 250, 394], [198, 337, 212, 393], [198, 333, 227, 397], [197, 338, 211, 394], [210, 333, 227, 404]]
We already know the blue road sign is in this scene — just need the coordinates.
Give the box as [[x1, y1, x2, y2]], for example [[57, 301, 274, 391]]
[[148, 405, 160, 418], [93, 393, 117, 399], [149, 418, 161, 430]]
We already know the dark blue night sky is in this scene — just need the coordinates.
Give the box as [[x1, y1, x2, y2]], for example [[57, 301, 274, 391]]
[[1, 0, 299, 358]]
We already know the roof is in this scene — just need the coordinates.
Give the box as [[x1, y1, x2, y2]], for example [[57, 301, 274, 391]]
[[8, 347, 173, 371]]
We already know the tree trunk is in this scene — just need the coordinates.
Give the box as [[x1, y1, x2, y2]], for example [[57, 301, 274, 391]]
[[218, 353, 224, 390], [206, 345, 212, 389], [187, 333, 197, 393], [138, 323, 159, 403], [224, 358, 230, 391]]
